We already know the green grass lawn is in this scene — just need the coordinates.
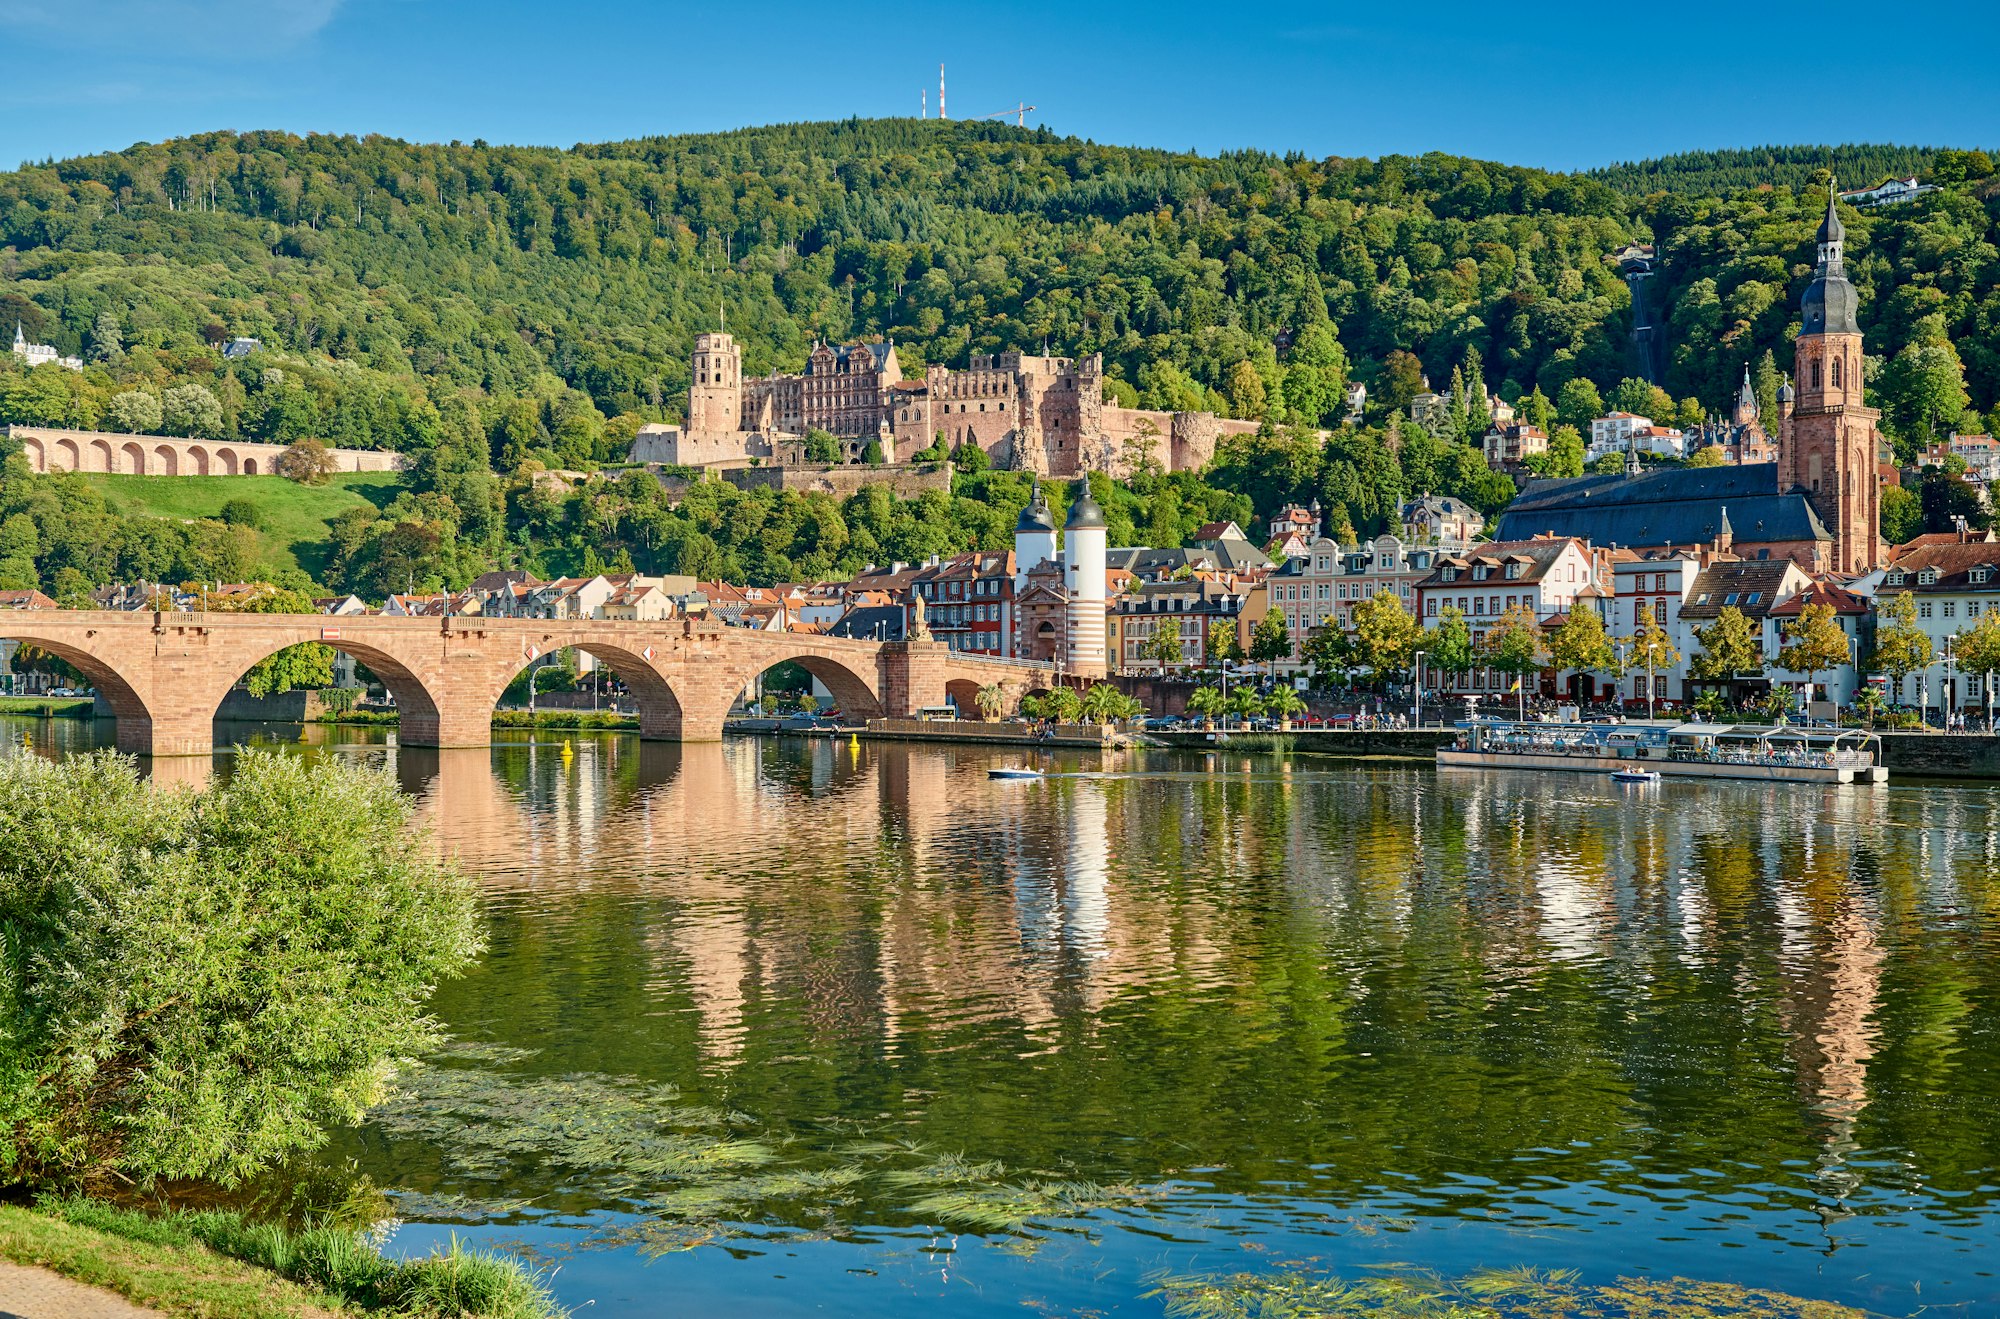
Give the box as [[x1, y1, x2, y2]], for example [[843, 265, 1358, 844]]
[[80, 472, 407, 583]]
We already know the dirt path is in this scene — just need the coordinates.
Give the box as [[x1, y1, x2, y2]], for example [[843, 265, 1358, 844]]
[[0, 1259, 164, 1318]]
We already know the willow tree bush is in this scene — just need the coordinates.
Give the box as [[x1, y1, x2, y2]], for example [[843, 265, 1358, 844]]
[[0, 750, 482, 1188]]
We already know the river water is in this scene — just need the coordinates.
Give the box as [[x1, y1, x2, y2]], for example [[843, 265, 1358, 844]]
[[10, 718, 2000, 1317]]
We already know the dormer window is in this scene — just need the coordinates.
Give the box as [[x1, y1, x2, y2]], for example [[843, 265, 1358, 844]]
[[1919, 568, 1939, 585], [1504, 562, 1522, 580], [1886, 570, 1906, 586], [1441, 567, 1458, 582], [1972, 567, 1992, 585], [1473, 564, 1491, 581]]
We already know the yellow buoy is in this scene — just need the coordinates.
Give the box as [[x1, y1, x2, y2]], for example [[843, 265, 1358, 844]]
[[560, 738, 574, 762]]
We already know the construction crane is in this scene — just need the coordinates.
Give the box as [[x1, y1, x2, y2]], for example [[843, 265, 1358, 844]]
[[974, 102, 1038, 126]]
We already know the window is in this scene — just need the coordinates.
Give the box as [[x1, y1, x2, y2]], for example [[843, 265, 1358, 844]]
[[1442, 567, 1458, 582], [1695, 593, 1710, 605], [1919, 602, 1933, 619], [1427, 599, 1438, 616], [1474, 598, 1486, 616], [1919, 568, 1939, 585], [1724, 593, 1739, 606], [1886, 570, 1906, 586], [1743, 592, 1760, 606], [1505, 562, 1522, 580], [1972, 568, 1991, 584], [1944, 601, 1957, 619], [1473, 565, 1491, 581]]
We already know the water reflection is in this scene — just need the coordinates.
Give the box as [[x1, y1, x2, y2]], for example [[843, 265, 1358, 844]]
[[8, 718, 2000, 1316]]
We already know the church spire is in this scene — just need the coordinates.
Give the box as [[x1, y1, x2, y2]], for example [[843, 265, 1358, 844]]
[[1733, 363, 1757, 424]]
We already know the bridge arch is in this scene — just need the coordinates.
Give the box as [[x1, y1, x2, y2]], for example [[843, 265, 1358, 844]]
[[945, 677, 984, 715], [194, 632, 447, 747], [485, 640, 688, 740], [0, 628, 162, 755], [721, 645, 884, 731]]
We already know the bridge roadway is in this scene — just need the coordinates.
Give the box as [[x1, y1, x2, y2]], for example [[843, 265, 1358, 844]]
[[6, 611, 1057, 756]]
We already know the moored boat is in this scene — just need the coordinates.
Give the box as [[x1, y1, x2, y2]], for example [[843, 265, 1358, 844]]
[[1439, 719, 1886, 785]]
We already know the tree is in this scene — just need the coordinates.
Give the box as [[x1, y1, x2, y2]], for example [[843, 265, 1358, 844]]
[[1139, 618, 1184, 671], [947, 439, 988, 472], [1350, 590, 1420, 684], [1545, 602, 1615, 694], [1081, 682, 1127, 725], [1206, 617, 1243, 669], [803, 429, 841, 463], [1954, 610, 2000, 729], [1482, 603, 1546, 713], [1917, 465, 1992, 535], [1880, 485, 1922, 546], [1544, 425, 1586, 478], [218, 498, 264, 530], [1621, 600, 1681, 717], [276, 437, 338, 485], [88, 310, 124, 364], [1879, 337, 1969, 454], [1425, 604, 1474, 681], [1018, 693, 1047, 721], [1689, 606, 1764, 694], [160, 384, 224, 439], [1186, 684, 1226, 725], [1249, 609, 1292, 675], [1555, 378, 1604, 433], [0, 750, 480, 1186], [1301, 625, 1352, 689], [1225, 359, 1268, 420], [1282, 324, 1349, 425], [1686, 445, 1726, 468], [1870, 591, 1933, 702], [104, 390, 162, 434], [1043, 685, 1082, 724], [1264, 685, 1306, 726], [974, 683, 1006, 721], [1225, 685, 1264, 724], [1776, 602, 1850, 701], [861, 440, 886, 466]]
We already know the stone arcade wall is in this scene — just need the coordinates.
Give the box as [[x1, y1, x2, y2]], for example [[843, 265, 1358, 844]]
[[10, 426, 399, 476]]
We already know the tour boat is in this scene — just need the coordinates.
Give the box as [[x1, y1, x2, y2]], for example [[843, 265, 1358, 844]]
[[989, 767, 1044, 780], [1439, 719, 1886, 785]]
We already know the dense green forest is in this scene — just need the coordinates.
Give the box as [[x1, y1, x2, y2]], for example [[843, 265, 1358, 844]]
[[0, 120, 1996, 598]]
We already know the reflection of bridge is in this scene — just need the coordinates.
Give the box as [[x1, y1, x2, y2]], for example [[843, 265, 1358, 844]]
[[7, 612, 1055, 756]]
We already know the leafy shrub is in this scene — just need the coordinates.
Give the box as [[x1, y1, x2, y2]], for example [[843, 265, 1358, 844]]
[[0, 750, 482, 1188]]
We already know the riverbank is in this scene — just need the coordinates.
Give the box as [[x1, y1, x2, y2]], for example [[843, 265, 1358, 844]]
[[0, 1199, 556, 1319], [0, 695, 95, 718]]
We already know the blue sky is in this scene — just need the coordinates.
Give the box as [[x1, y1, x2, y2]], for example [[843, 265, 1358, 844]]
[[2, 0, 1994, 171]]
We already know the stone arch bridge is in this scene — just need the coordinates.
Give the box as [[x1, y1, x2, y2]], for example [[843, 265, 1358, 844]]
[[6, 612, 1055, 756]]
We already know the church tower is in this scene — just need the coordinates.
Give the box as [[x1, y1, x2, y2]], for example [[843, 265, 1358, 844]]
[[1779, 185, 1884, 573], [687, 331, 742, 436]]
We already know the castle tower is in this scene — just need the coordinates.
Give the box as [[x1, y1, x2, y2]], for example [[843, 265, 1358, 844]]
[[687, 331, 742, 435], [1779, 184, 1884, 573], [1063, 478, 1108, 678]]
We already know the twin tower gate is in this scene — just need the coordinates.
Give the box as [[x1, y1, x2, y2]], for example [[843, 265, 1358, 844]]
[[7, 612, 1052, 757]]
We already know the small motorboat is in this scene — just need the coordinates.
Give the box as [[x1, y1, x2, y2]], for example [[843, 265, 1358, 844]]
[[1610, 768, 1661, 784], [989, 767, 1044, 780]]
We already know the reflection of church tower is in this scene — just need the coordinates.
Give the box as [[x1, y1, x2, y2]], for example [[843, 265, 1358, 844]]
[[1063, 478, 1108, 678], [1779, 186, 1885, 573]]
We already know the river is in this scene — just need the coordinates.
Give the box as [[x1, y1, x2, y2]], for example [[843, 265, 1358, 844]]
[[9, 717, 2000, 1317]]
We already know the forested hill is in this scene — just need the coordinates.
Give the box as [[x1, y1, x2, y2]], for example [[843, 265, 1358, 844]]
[[1585, 144, 1944, 197], [0, 120, 1996, 470]]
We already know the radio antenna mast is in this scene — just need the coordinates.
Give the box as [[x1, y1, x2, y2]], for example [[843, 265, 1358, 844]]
[[939, 64, 947, 120]]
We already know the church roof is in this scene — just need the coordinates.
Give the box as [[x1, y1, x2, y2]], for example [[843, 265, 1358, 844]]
[[1493, 463, 1830, 548], [1818, 185, 1846, 245]]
